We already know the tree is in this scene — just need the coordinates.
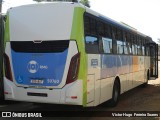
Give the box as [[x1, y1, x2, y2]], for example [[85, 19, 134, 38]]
[[33, 0, 78, 2], [33, 0, 43, 2], [33, 0, 90, 8], [80, 0, 90, 7]]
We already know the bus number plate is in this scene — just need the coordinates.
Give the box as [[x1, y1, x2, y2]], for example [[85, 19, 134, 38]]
[[30, 79, 44, 84]]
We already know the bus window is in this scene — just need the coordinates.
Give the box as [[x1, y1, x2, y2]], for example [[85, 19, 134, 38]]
[[84, 14, 98, 54], [137, 36, 142, 55], [104, 24, 112, 39], [142, 39, 145, 55], [132, 35, 138, 55], [123, 33, 127, 54], [124, 42, 128, 54], [124, 32, 132, 55], [84, 16, 90, 34], [85, 36, 99, 53], [117, 41, 123, 54], [90, 18, 97, 35], [102, 37, 112, 53], [98, 21, 105, 36], [146, 44, 150, 56], [115, 29, 123, 54], [98, 21, 112, 54]]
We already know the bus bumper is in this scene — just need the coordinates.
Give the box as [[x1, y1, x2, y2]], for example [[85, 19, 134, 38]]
[[4, 78, 83, 105]]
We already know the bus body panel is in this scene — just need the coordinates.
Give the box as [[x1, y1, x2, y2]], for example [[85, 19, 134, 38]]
[[11, 45, 68, 87], [4, 78, 83, 105], [4, 3, 85, 106], [5, 41, 79, 89], [70, 7, 87, 106], [86, 54, 101, 106], [9, 3, 75, 41], [86, 54, 149, 106]]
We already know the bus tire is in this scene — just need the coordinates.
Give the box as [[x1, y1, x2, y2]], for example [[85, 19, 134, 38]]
[[109, 79, 120, 107]]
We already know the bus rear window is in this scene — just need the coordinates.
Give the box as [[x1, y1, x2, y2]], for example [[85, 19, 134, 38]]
[[11, 40, 69, 53]]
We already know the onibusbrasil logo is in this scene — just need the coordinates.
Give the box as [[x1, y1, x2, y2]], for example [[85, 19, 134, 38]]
[[27, 60, 39, 74]]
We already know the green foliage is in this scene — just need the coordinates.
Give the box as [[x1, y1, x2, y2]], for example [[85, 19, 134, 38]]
[[80, 0, 90, 7], [33, 0, 78, 2], [33, 0, 90, 7]]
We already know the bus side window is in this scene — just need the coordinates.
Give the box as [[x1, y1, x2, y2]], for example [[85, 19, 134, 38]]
[[98, 21, 112, 54], [90, 18, 97, 35], [117, 40, 123, 54], [137, 36, 142, 55], [124, 33, 128, 54], [132, 35, 137, 55], [102, 37, 112, 53], [84, 16, 90, 34], [124, 32, 131, 55], [112, 27, 117, 54], [85, 36, 99, 54], [116, 28, 123, 54], [145, 40, 150, 56], [142, 39, 145, 56], [84, 14, 99, 54]]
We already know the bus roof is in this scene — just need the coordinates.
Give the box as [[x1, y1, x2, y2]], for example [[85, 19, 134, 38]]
[[8, 2, 150, 40]]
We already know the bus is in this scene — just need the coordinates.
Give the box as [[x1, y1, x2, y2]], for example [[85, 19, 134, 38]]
[[2, 2, 158, 107]]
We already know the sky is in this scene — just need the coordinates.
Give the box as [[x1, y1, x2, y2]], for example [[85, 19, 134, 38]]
[[89, 0, 160, 42], [2, 0, 160, 42]]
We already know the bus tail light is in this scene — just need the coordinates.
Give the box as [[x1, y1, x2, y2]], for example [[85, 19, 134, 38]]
[[71, 96, 78, 99], [4, 53, 13, 82], [66, 53, 80, 84]]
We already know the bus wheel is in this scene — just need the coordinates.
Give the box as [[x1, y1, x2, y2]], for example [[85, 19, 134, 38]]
[[109, 80, 120, 107]]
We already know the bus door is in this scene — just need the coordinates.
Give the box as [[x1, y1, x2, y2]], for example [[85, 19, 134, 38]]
[[149, 43, 158, 79]]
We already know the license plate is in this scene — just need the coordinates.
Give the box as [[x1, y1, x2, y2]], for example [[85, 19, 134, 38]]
[[30, 79, 44, 84]]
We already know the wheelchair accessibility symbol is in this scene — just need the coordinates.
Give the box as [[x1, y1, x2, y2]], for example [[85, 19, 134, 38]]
[[27, 60, 39, 73]]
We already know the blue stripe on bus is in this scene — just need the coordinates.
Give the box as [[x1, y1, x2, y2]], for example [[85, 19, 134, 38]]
[[101, 55, 133, 78], [11, 49, 68, 86]]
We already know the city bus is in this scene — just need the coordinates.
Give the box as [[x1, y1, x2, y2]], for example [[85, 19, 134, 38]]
[[2, 2, 158, 107]]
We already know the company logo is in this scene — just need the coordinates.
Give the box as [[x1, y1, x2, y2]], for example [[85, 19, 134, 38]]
[[27, 60, 48, 73], [1, 112, 42, 118], [2, 112, 11, 117], [27, 60, 39, 74]]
